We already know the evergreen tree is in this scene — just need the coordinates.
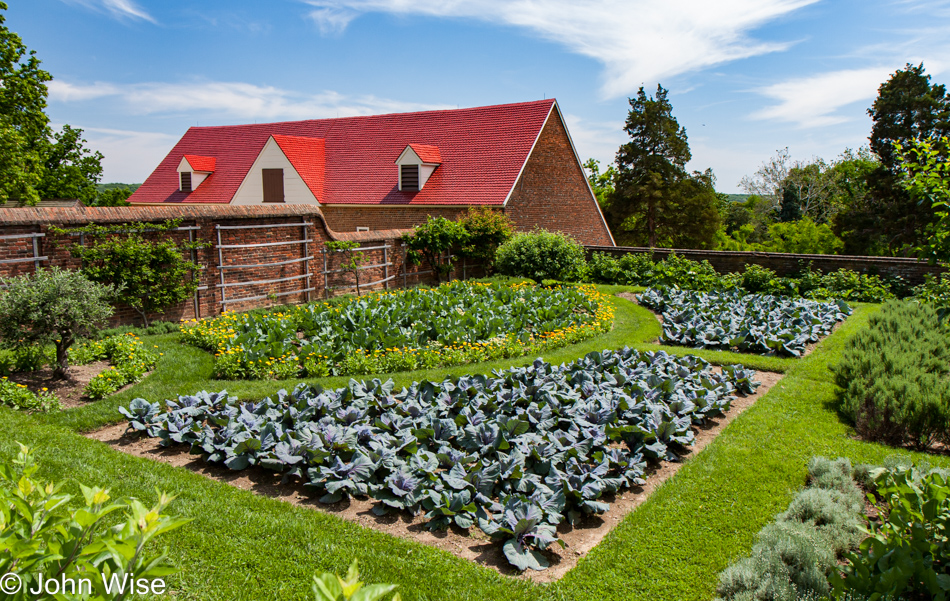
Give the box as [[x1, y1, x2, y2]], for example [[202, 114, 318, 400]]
[[779, 182, 802, 222], [607, 84, 720, 248]]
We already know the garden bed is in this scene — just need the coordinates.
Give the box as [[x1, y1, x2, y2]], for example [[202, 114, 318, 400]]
[[180, 281, 613, 379], [635, 288, 851, 357], [89, 349, 781, 581]]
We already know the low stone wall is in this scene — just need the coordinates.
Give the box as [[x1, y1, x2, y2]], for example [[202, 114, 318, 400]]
[[584, 245, 947, 286]]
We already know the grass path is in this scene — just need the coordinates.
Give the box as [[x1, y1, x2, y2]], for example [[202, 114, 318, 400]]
[[7, 291, 944, 600]]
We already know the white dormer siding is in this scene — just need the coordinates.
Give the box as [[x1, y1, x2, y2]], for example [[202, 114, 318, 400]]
[[396, 145, 440, 191], [231, 137, 320, 205], [177, 157, 210, 192]]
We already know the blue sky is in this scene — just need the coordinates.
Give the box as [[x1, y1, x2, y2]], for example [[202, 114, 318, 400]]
[[11, 0, 950, 191]]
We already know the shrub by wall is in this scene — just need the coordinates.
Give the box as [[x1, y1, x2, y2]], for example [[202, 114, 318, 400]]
[[832, 300, 950, 451]]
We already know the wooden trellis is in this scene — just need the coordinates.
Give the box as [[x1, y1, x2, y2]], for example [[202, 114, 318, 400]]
[[215, 219, 315, 305]]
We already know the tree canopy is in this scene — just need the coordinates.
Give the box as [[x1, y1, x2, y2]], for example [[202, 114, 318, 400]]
[[835, 63, 950, 255], [606, 84, 720, 248], [0, 2, 103, 205]]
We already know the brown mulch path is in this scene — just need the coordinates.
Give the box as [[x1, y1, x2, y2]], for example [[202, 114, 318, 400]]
[[8, 362, 111, 409]]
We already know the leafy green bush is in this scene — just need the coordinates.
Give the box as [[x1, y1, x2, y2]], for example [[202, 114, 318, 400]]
[[457, 207, 515, 273], [913, 272, 950, 319], [494, 229, 588, 282], [71, 334, 159, 400], [312, 560, 400, 601], [832, 300, 950, 450], [401, 215, 469, 283], [0, 443, 189, 600], [815, 269, 895, 303], [94, 320, 180, 340], [833, 463, 950, 601], [587, 252, 623, 284], [740, 264, 778, 293], [716, 457, 865, 601], [0, 377, 61, 412], [52, 220, 207, 327], [0, 267, 115, 378], [763, 218, 845, 255]]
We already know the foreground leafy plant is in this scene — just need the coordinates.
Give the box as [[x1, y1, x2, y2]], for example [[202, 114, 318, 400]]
[[312, 560, 400, 601], [0, 443, 189, 600], [639, 287, 851, 357], [833, 463, 950, 601], [121, 347, 757, 570]]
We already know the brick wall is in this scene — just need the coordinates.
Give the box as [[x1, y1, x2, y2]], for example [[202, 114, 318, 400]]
[[586, 245, 947, 286], [0, 205, 443, 326], [505, 109, 614, 246]]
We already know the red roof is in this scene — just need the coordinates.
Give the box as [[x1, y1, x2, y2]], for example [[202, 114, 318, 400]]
[[130, 99, 556, 206], [407, 143, 442, 164], [272, 135, 326, 201], [183, 154, 216, 172]]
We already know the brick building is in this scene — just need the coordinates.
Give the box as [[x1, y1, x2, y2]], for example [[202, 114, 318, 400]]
[[128, 99, 614, 246]]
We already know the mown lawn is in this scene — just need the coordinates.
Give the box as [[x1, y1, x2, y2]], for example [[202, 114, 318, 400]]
[[7, 289, 945, 600]]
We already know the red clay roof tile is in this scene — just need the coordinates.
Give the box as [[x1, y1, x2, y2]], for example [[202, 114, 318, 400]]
[[130, 99, 555, 206]]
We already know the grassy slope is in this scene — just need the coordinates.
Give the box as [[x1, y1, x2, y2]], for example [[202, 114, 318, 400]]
[[9, 292, 939, 600]]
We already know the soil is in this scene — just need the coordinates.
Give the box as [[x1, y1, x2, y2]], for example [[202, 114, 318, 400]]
[[8, 362, 150, 409], [86, 370, 783, 582], [617, 291, 844, 359]]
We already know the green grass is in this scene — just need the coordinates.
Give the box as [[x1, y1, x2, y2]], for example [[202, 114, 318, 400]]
[[11, 292, 946, 600]]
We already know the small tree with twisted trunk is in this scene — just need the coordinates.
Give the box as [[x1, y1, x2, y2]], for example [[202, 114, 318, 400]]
[[0, 267, 115, 379]]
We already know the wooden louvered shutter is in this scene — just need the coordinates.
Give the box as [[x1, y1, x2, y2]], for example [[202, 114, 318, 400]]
[[262, 169, 284, 202], [180, 172, 192, 193], [401, 164, 419, 191]]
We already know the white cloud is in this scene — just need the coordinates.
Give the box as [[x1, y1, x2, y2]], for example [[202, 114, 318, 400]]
[[61, 0, 157, 23], [62, 126, 177, 183], [301, 0, 817, 98], [48, 80, 453, 121], [561, 113, 626, 169], [751, 66, 896, 128]]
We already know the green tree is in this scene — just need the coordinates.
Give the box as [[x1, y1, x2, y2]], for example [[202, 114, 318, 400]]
[[0, 267, 115, 378], [90, 186, 134, 207], [52, 220, 206, 326], [37, 124, 104, 202], [764, 218, 844, 255], [778, 182, 802, 222], [896, 136, 950, 263], [582, 158, 616, 208], [0, 2, 102, 205], [326, 240, 367, 295], [835, 63, 950, 255], [608, 84, 720, 248]]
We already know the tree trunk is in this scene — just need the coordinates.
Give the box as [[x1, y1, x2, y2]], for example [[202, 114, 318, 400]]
[[53, 336, 72, 380]]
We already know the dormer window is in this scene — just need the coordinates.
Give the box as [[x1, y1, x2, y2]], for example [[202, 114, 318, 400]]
[[177, 154, 216, 193], [396, 143, 441, 192], [400, 165, 419, 191]]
